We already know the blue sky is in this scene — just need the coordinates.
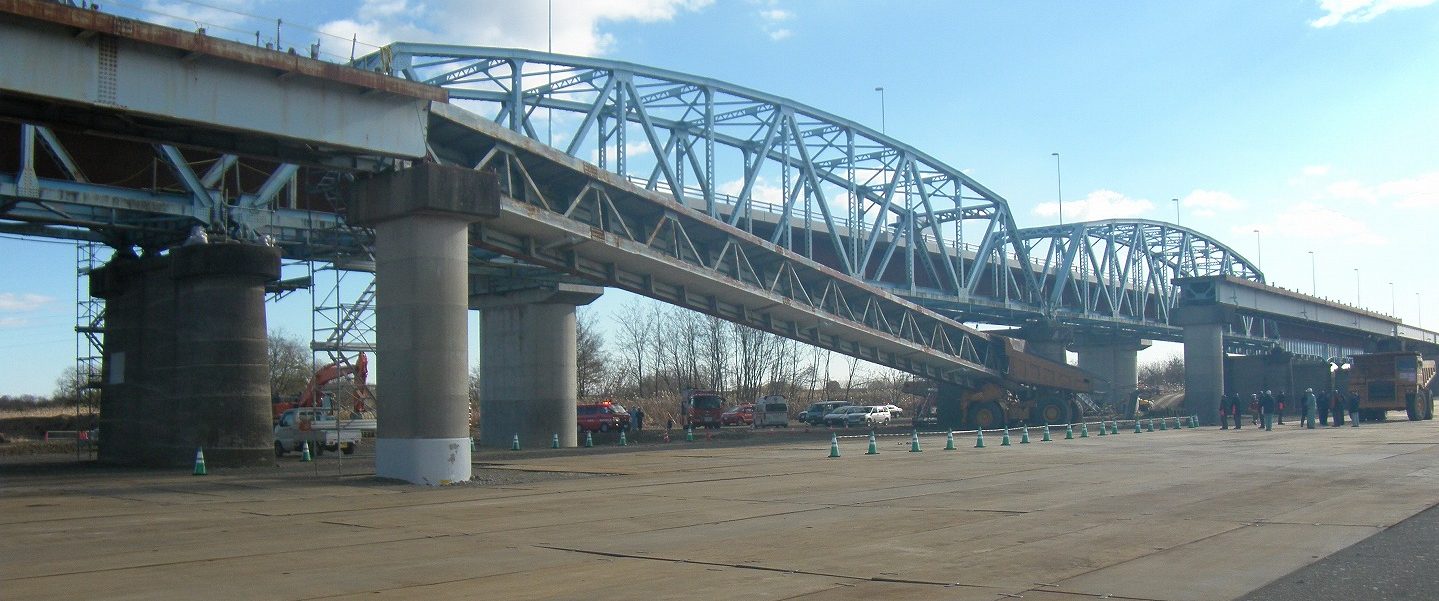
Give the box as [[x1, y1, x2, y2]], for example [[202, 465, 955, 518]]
[[2, 0, 1437, 395]]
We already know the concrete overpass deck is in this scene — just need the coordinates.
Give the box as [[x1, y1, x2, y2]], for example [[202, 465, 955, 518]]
[[6, 420, 1439, 600]]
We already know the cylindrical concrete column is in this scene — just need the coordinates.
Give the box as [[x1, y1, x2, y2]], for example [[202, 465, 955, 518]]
[[480, 303, 580, 448], [169, 244, 279, 467], [372, 214, 473, 485], [1074, 339, 1147, 419], [91, 253, 146, 465], [1028, 340, 1068, 365], [1183, 323, 1225, 425]]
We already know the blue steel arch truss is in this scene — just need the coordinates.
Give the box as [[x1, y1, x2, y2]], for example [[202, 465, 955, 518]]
[[358, 45, 1263, 333], [360, 45, 1042, 305]]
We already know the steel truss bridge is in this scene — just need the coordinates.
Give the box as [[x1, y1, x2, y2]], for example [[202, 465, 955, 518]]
[[2, 4, 1356, 395]]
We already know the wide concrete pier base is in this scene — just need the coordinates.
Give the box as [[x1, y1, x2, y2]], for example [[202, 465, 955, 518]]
[[90, 243, 280, 467], [351, 163, 499, 485], [473, 283, 603, 449]]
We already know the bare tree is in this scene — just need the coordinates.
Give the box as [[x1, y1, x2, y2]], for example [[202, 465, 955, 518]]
[[576, 309, 608, 397], [268, 329, 312, 401]]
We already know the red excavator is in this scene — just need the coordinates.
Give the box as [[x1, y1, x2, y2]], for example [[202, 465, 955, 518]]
[[272, 353, 375, 421]]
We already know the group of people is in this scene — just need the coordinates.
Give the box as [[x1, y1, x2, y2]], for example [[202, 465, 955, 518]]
[[1221, 388, 1360, 431]]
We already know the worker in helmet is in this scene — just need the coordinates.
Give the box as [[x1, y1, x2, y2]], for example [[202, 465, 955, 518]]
[[1259, 391, 1276, 431]]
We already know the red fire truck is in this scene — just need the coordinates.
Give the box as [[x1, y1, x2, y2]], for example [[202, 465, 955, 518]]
[[680, 389, 726, 430]]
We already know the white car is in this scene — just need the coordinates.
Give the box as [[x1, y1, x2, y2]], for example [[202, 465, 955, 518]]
[[880, 404, 904, 416], [841, 406, 892, 428]]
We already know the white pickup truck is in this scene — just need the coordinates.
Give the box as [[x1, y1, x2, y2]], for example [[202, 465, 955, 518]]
[[273, 408, 374, 456]]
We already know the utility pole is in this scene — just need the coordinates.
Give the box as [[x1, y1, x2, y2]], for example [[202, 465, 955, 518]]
[[1172, 198, 1180, 225], [874, 87, 886, 134], [1052, 152, 1063, 225], [1308, 250, 1316, 296]]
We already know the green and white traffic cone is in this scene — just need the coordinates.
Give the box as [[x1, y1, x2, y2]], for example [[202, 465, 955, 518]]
[[975, 429, 986, 448], [1134, 419, 1142, 434], [1174, 417, 1182, 430], [1110, 421, 1120, 435], [1192, 415, 1199, 428], [828, 433, 841, 458], [866, 432, 879, 455], [511, 433, 521, 451], [909, 431, 923, 453], [1159, 418, 1168, 431], [192, 448, 207, 476], [551, 433, 560, 449], [1065, 423, 1074, 439], [685, 427, 695, 442], [945, 430, 957, 450], [1001, 427, 1012, 446], [1146, 418, 1154, 432], [300, 441, 312, 462], [1041, 423, 1052, 442], [1080, 422, 1089, 438], [1098, 421, 1107, 436], [1020, 426, 1031, 444], [619, 430, 628, 446], [584, 431, 594, 448]]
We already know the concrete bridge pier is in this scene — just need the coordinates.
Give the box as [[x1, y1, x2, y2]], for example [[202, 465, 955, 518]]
[[1074, 337, 1151, 419], [1018, 324, 1072, 365], [472, 283, 603, 449], [91, 243, 281, 467], [1174, 306, 1231, 425], [351, 164, 498, 486]]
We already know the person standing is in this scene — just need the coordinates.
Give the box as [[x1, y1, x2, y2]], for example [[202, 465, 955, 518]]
[[1231, 393, 1245, 429], [1276, 391, 1288, 425], [1332, 389, 1346, 426], [1316, 387, 1331, 426], [1304, 388, 1318, 429], [1259, 391, 1276, 431], [1250, 394, 1262, 425], [633, 407, 645, 431], [1221, 393, 1231, 430], [1348, 390, 1361, 426]]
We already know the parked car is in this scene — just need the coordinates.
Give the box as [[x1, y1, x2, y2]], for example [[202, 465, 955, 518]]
[[577, 401, 631, 432], [843, 406, 892, 428], [721, 403, 755, 426], [801, 400, 852, 425], [753, 396, 790, 428], [879, 404, 904, 416]]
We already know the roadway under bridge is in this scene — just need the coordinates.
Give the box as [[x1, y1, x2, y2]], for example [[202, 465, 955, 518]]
[[1, 1, 1434, 483]]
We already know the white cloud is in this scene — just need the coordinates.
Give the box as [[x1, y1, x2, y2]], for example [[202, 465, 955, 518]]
[[1320, 171, 1439, 207], [1235, 202, 1386, 246], [1380, 172, 1439, 208], [0, 292, 53, 313], [1033, 189, 1154, 222], [1182, 189, 1245, 218], [1310, 0, 1437, 28], [719, 176, 786, 207], [1301, 164, 1332, 177], [756, 2, 795, 41], [318, 0, 714, 58]]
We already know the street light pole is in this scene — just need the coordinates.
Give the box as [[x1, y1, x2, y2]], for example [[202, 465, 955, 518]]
[[1172, 198, 1180, 225], [1253, 229, 1262, 273], [1308, 251, 1316, 296], [1051, 152, 1063, 225], [1419, 292, 1423, 327], [874, 86, 886, 134], [1390, 282, 1396, 315], [1355, 268, 1361, 306]]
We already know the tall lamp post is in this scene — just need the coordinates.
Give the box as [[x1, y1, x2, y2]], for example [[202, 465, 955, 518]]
[[1308, 251, 1316, 296], [1419, 292, 1424, 327], [1355, 268, 1361, 306], [1390, 282, 1396, 315], [1051, 152, 1063, 225], [1172, 198, 1180, 225], [1253, 229, 1262, 273], [874, 86, 886, 134]]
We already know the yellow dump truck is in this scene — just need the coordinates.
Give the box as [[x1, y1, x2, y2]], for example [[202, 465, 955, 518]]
[[909, 338, 1095, 429], [1346, 352, 1436, 421]]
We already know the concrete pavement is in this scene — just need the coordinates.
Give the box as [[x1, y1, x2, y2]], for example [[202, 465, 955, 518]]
[[4, 419, 1439, 600]]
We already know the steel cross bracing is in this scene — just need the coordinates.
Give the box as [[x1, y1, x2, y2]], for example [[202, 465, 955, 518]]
[[431, 105, 1005, 384], [362, 46, 1265, 340]]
